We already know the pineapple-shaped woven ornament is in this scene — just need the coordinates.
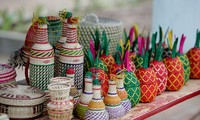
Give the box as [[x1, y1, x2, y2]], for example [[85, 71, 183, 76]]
[[123, 49, 141, 107], [150, 40, 168, 95], [65, 68, 80, 108], [116, 69, 131, 113], [136, 51, 157, 102], [74, 72, 93, 120], [104, 74, 125, 119], [58, 17, 84, 93], [163, 38, 185, 90], [85, 78, 109, 120], [86, 50, 109, 97], [54, 10, 72, 77], [187, 30, 200, 79], [177, 34, 190, 83], [99, 31, 115, 72], [25, 17, 54, 91]]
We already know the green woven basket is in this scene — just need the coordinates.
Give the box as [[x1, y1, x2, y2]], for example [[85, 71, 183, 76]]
[[78, 14, 123, 56]]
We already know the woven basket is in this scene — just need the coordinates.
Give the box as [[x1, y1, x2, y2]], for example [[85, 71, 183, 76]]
[[79, 14, 123, 55], [0, 64, 16, 87]]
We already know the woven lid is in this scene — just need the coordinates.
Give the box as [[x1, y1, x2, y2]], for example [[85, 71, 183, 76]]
[[0, 64, 16, 81], [0, 85, 46, 106]]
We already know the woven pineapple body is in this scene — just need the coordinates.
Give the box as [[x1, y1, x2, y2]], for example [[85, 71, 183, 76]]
[[134, 55, 143, 69], [109, 64, 122, 74], [128, 61, 136, 72], [100, 54, 115, 72], [95, 59, 108, 72], [136, 68, 157, 102], [89, 68, 109, 97], [124, 71, 140, 107], [150, 61, 168, 95], [187, 48, 200, 78], [163, 57, 184, 90], [177, 54, 190, 83]]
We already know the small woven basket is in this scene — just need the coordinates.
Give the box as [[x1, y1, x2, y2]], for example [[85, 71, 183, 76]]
[[79, 14, 123, 55]]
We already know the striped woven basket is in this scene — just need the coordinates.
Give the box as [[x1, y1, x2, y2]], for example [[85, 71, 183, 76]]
[[79, 14, 123, 55]]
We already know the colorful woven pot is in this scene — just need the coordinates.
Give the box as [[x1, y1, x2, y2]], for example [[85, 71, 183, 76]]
[[104, 75, 125, 119], [47, 83, 73, 120], [79, 14, 123, 56], [116, 70, 131, 113], [0, 64, 16, 87], [74, 72, 93, 120], [0, 85, 46, 119], [85, 79, 109, 120], [58, 17, 84, 93], [25, 22, 54, 91]]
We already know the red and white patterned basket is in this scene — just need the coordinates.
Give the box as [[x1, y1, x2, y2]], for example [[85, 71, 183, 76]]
[[0, 64, 16, 87]]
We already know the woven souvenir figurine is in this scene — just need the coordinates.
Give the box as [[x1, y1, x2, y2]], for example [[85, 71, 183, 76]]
[[163, 38, 184, 90], [85, 78, 109, 120], [0, 64, 17, 87], [136, 51, 157, 102], [104, 74, 125, 119], [66, 68, 80, 107], [116, 70, 131, 113], [134, 36, 144, 69], [162, 30, 173, 58], [109, 44, 123, 74], [86, 50, 109, 97], [123, 50, 140, 107], [150, 41, 168, 95], [25, 17, 54, 91], [47, 83, 73, 120], [187, 30, 200, 78], [74, 72, 93, 120], [54, 10, 72, 77], [58, 17, 84, 93], [177, 34, 190, 83], [99, 31, 115, 72]]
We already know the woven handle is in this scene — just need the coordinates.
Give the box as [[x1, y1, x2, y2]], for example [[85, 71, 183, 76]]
[[82, 13, 99, 24]]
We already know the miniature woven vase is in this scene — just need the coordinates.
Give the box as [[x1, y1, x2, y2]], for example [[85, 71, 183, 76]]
[[85, 84, 109, 120], [163, 57, 185, 90], [47, 83, 73, 120], [134, 55, 143, 69], [54, 12, 72, 77], [177, 53, 190, 83], [136, 67, 157, 102], [74, 72, 93, 120], [150, 60, 168, 95], [187, 48, 200, 78], [26, 23, 54, 91], [116, 72, 131, 113], [0, 64, 16, 87], [104, 77, 125, 119], [58, 17, 84, 93], [89, 68, 109, 97], [124, 71, 140, 107], [66, 68, 80, 107], [0, 85, 46, 119]]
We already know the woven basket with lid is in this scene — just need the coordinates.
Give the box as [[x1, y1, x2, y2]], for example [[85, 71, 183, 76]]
[[0, 64, 16, 87], [79, 14, 123, 55]]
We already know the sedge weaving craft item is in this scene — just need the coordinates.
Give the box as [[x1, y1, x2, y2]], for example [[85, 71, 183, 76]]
[[47, 83, 73, 120], [104, 74, 125, 119], [123, 50, 140, 107], [0, 64, 16, 87], [163, 38, 184, 90], [136, 51, 157, 102], [79, 13, 123, 56], [58, 17, 84, 93], [0, 85, 46, 119], [25, 19, 54, 91], [177, 34, 190, 83], [116, 70, 131, 113], [85, 79, 109, 120], [54, 11, 72, 77], [187, 30, 200, 79], [74, 72, 93, 120], [150, 38, 168, 95], [134, 36, 144, 69]]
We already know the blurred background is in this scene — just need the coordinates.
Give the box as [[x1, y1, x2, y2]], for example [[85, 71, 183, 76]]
[[0, 0, 200, 120]]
